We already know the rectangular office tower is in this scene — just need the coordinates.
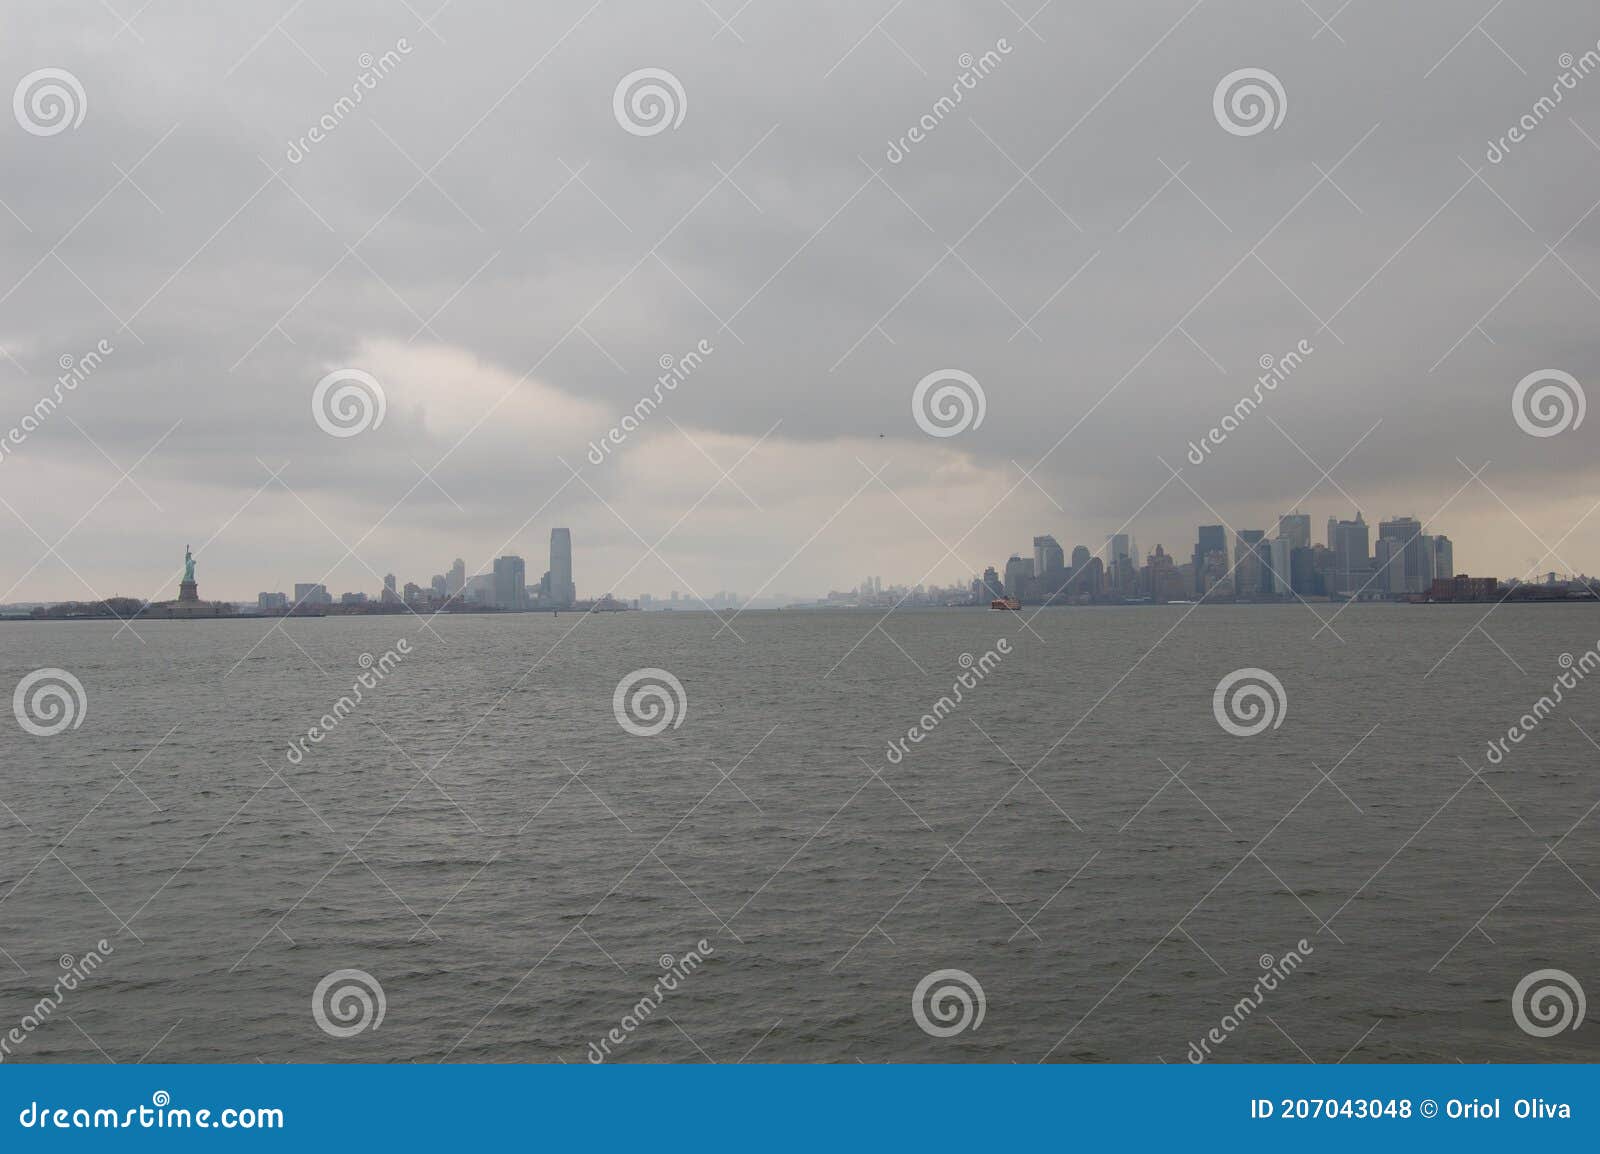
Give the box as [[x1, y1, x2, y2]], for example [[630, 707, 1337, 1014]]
[[1332, 514, 1370, 595], [550, 528, 575, 606], [1277, 512, 1311, 550], [293, 582, 331, 606], [1033, 535, 1064, 577], [1379, 516, 1427, 592], [1234, 529, 1267, 597], [1194, 525, 1228, 594], [493, 556, 527, 609]]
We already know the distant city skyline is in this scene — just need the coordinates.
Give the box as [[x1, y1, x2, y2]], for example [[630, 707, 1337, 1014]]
[[12, 501, 1598, 614], [5, 5, 1600, 609], [255, 527, 585, 613], [968, 508, 1465, 607]]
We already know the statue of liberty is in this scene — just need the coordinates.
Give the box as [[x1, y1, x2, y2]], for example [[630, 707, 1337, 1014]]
[[183, 545, 195, 583]]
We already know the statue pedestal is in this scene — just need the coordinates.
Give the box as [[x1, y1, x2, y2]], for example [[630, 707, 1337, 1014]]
[[178, 580, 199, 603]]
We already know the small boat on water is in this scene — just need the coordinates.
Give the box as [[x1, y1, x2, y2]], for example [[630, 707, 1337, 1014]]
[[990, 596, 1021, 611]]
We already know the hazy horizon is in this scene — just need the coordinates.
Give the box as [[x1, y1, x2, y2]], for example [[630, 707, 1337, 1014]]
[[4, 2, 1600, 605]]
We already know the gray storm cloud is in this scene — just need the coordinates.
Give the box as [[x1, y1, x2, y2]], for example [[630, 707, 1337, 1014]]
[[2, 0, 1599, 600]]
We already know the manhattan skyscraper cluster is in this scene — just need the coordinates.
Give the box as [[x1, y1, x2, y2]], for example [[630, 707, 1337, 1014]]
[[973, 511, 1462, 607], [803, 508, 1597, 613]]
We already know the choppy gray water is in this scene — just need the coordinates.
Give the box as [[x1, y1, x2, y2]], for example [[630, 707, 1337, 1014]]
[[1, 605, 1597, 1063]]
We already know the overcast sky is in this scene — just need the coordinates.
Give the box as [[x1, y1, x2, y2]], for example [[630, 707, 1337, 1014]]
[[3, 0, 1600, 603]]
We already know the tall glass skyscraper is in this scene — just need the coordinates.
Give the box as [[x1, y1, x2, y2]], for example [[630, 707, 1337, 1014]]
[[1234, 529, 1267, 596], [550, 528, 575, 606]]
